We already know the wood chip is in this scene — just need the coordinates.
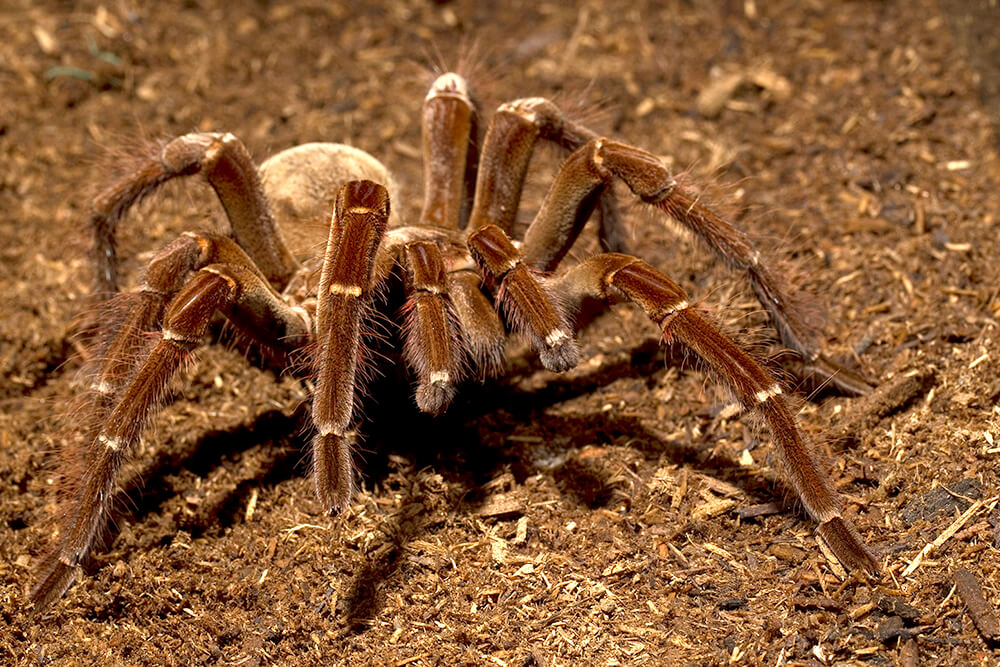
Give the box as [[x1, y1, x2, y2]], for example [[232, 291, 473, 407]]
[[32, 26, 58, 55], [513, 516, 528, 544], [691, 498, 736, 521], [953, 568, 1000, 646], [899, 638, 919, 667], [736, 502, 782, 520], [476, 493, 524, 518], [850, 602, 877, 620], [670, 467, 688, 510], [696, 71, 745, 118], [902, 497, 993, 576], [829, 369, 937, 448], [748, 67, 792, 100], [245, 487, 259, 522]]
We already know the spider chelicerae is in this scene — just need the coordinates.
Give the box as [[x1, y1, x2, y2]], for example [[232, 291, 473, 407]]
[[33, 71, 879, 607]]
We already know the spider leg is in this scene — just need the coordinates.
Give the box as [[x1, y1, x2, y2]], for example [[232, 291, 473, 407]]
[[33, 259, 307, 608], [311, 181, 390, 513], [520, 137, 873, 396], [419, 73, 478, 230], [467, 223, 579, 372], [398, 241, 465, 413], [88, 233, 306, 409], [552, 254, 880, 576], [93, 132, 298, 294], [466, 95, 625, 251], [446, 269, 506, 379], [382, 227, 505, 381], [456, 90, 640, 372]]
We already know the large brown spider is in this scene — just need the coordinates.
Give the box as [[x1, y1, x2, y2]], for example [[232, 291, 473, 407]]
[[33, 72, 879, 607]]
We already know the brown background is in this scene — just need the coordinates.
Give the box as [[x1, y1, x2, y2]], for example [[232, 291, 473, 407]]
[[2, 0, 1000, 664]]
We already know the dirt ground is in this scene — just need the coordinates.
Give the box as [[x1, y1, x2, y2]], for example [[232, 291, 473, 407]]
[[3, 0, 1000, 664]]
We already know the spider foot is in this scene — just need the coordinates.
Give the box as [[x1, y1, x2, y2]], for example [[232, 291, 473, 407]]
[[817, 516, 881, 578], [312, 432, 355, 513], [416, 376, 457, 415], [30, 556, 79, 610], [538, 328, 580, 372]]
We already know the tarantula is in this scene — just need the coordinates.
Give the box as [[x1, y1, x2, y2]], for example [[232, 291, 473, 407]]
[[32, 72, 879, 607]]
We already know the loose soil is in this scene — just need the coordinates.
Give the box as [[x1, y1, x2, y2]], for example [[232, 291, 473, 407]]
[[2, 1, 1000, 665]]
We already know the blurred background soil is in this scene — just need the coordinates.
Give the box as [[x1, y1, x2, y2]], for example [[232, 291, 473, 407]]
[[2, 0, 1000, 664]]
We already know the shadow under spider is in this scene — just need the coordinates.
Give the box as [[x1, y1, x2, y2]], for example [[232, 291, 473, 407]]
[[90, 405, 310, 567], [93, 334, 799, 625], [331, 336, 800, 627]]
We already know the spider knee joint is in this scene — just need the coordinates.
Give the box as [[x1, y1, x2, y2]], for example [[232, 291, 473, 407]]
[[318, 422, 347, 438], [161, 329, 199, 348], [329, 283, 363, 297], [498, 97, 562, 134]]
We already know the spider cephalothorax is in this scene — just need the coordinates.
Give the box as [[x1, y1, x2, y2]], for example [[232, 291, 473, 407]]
[[33, 72, 878, 607]]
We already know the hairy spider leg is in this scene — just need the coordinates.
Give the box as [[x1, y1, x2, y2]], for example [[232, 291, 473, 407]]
[[517, 136, 871, 395], [415, 73, 507, 383], [465, 94, 624, 247], [467, 223, 579, 372], [461, 94, 660, 372], [311, 181, 390, 513], [87, 234, 306, 414], [92, 132, 299, 294], [461, 98, 578, 371], [654, 189, 872, 395], [398, 241, 465, 413], [33, 256, 307, 608], [552, 254, 880, 576], [419, 72, 478, 230], [444, 268, 507, 378]]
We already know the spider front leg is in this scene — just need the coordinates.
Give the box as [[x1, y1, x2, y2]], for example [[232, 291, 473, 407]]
[[553, 254, 880, 575], [311, 181, 390, 513], [33, 257, 307, 607]]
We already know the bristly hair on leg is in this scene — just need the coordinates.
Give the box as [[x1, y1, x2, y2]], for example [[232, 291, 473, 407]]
[[494, 265, 578, 371], [418, 37, 493, 111], [413, 40, 492, 229], [400, 287, 469, 413], [55, 293, 162, 509], [89, 136, 183, 296], [655, 182, 821, 356]]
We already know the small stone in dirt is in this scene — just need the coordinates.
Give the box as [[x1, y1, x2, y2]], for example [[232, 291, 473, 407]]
[[877, 596, 922, 623], [717, 598, 746, 610], [597, 596, 617, 616], [900, 478, 981, 523], [767, 543, 807, 564]]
